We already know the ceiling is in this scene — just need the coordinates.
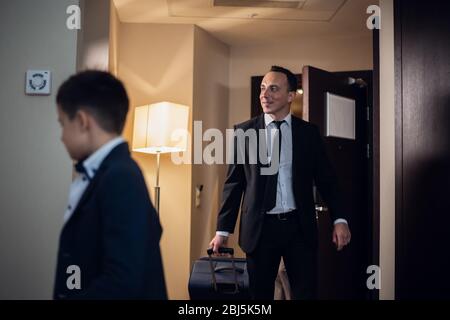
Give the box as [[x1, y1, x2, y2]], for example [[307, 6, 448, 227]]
[[113, 0, 377, 46]]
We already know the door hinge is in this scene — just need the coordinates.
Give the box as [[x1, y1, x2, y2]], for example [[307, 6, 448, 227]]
[[367, 106, 370, 121], [366, 144, 370, 158]]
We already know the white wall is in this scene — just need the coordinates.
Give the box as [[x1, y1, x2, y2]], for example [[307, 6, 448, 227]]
[[229, 33, 373, 126], [379, 0, 395, 300], [0, 0, 78, 299]]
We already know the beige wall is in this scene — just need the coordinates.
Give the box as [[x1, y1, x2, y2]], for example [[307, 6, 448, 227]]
[[191, 26, 230, 263], [77, 0, 110, 71], [117, 23, 194, 299], [0, 0, 78, 299], [116, 23, 232, 298], [229, 33, 373, 126], [379, 0, 395, 300], [109, 0, 120, 75]]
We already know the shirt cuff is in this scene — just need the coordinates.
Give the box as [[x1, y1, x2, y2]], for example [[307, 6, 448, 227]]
[[216, 231, 230, 237], [334, 218, 348, 225]]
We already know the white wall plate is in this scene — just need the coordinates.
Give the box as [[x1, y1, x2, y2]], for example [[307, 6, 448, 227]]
[[26, 70, 51, 95]]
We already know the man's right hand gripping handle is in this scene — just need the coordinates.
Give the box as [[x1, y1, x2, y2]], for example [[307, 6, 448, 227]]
[[209, 234, 229, 254]]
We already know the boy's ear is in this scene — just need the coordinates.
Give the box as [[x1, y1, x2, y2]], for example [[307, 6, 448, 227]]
[[75, 109, 90, 132]]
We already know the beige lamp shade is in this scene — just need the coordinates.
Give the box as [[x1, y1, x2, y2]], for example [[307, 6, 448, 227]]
[[132, 102, 189, 154]]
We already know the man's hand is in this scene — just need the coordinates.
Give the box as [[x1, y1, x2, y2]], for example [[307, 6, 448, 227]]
[[332, 223, 351, 251], [209, 234, 228, 254]]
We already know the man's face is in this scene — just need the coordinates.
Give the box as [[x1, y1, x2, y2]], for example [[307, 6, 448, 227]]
[[260, 71, 295, 118], [57, 106, 89, 161]]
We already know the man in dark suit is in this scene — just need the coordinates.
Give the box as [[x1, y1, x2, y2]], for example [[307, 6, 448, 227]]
[[210, 66, 351, 300], [53, 70, 166, 299]]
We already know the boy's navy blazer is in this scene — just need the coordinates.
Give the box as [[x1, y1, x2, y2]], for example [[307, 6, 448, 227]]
[[54, 142, 167, 299]]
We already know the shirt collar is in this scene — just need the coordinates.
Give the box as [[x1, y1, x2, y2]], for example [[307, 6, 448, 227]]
[[264, 113, 292, 128], [78, 136, 125, 179]]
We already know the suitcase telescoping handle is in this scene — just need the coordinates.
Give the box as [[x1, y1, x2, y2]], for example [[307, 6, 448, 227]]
[[206, 247, 239, 294]]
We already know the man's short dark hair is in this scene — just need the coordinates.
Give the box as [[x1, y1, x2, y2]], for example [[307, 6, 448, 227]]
[[270, 65, 298, 92], [56, 70, 129, 134]]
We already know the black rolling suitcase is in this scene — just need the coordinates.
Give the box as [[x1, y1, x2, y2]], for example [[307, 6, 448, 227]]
[[188, 248, 250, 300]]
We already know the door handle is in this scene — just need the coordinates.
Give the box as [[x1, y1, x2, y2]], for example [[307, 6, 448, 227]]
[[315, 205, 328, 212], [315, 205, 328, 220]]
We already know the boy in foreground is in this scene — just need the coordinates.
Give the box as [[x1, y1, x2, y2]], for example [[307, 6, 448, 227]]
[[53, 70, 166, 299]]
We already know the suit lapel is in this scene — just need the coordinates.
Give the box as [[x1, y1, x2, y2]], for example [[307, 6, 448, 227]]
[[63, 143, 129, 229], [256, 113, 265, 130], [255, 114, 266, 168], [253, 115, 267, 212]]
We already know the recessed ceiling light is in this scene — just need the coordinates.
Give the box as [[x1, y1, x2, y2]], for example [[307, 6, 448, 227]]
[[213, 0, 304, 9]]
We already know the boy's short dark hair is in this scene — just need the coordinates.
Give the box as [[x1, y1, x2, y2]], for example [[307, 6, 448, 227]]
[[270, 65, 298, 92], [56, 70, 129, 134]]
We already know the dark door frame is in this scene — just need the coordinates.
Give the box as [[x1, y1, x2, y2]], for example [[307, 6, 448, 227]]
[[393, 0, 450, 299], [394, 0, 403, 300]]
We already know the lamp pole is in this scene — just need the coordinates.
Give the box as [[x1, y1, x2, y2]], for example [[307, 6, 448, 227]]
[[155, 151, 161, 215]]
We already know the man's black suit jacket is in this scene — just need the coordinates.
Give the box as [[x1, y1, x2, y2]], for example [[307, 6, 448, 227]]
[[217, 114, 346, 254], [54, 142, 167, 299]]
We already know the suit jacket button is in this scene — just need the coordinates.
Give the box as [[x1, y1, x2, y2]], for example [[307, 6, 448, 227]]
[[57, 293, 67, 299]]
